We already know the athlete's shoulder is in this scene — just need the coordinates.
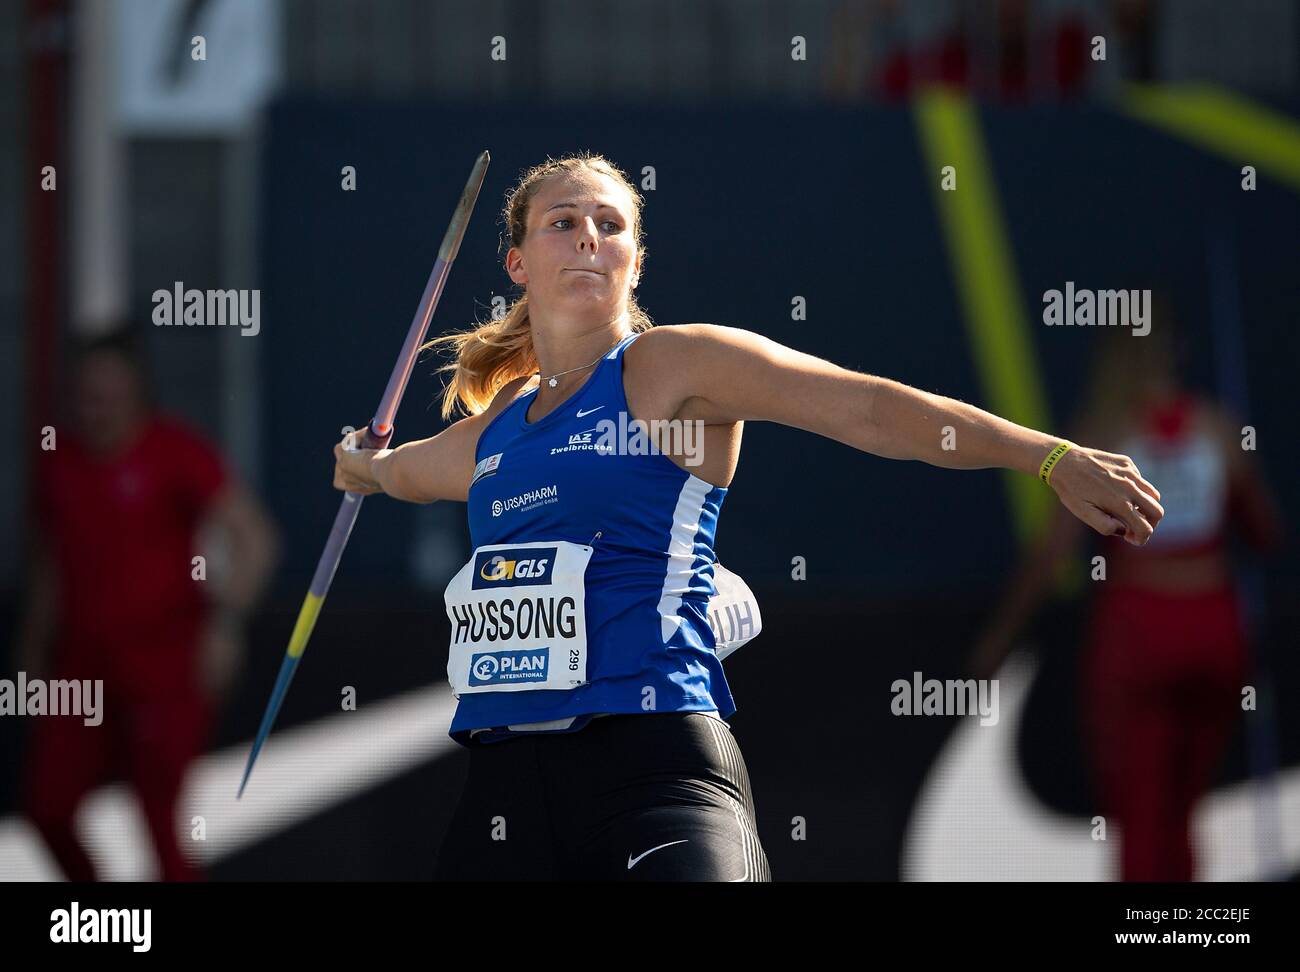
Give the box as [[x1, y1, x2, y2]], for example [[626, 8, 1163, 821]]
[[625, 324, 696, 385], [629, 322, 802, 391], [633, 321, 748, 345], [627, 322, 759, 367]]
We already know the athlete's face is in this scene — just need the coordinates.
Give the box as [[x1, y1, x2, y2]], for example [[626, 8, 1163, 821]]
[[507, 171, 641, 319]]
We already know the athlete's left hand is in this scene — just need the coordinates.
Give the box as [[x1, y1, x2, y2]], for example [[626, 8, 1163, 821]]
[[1045, 446, 1163, 545]]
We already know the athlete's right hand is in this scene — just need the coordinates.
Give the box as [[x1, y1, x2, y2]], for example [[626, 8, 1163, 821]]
[[1046, 444, 1163, 545], [332, 426, 386, 495]]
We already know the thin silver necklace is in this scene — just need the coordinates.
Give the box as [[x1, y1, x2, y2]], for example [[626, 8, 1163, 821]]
[[536, 336, 626, 388]]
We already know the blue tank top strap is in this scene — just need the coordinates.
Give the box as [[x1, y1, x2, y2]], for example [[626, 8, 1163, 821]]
[[593, 330, 641, 405]]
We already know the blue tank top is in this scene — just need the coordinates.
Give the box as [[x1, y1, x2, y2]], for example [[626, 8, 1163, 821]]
[[448, 330, 735, 745]]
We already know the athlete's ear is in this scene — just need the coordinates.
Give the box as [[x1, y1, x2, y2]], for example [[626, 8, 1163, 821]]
[[505, 246, 527, 286]]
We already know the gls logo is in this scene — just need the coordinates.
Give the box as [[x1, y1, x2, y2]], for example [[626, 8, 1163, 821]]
[[478, 555, 551, 582], [471, 547, 557, 589]]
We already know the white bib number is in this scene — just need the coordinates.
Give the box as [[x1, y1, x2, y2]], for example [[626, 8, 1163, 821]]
[[444, 540, 592, 697]]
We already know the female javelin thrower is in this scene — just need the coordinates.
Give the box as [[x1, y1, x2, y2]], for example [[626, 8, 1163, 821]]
[[332, 153, 1163, 881]]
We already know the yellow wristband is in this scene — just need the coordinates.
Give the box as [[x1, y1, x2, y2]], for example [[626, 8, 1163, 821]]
[[1038, 441, 1074, 483]]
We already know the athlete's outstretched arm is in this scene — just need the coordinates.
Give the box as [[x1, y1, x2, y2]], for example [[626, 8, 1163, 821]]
[[644, 323, 1164, 545]]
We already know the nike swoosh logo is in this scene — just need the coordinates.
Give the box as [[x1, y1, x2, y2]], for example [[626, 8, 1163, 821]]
[[576, 406, 604, 418], [903, 655, 1300, 880], [627, 839, 689, 870]]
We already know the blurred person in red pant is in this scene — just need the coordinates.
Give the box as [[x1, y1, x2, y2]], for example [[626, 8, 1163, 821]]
[[971, 310, 1285, 881], [15, 330, 280, 880]]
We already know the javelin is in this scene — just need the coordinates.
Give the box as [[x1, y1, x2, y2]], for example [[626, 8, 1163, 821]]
[[237, 150, 491, 798]]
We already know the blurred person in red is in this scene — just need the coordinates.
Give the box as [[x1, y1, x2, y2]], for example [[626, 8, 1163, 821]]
[[825, 0, 1092, 102], [989, 0, 1091, 101], [970, 306, 1285, 880], [825, 0, 970, 100], [15, 330, 280, 880]]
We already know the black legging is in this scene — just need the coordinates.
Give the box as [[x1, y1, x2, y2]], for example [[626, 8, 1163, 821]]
[[433, 711, 771, 881]]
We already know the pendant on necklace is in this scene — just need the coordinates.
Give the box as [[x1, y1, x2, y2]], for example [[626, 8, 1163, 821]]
[[548, 377, 558, 388]]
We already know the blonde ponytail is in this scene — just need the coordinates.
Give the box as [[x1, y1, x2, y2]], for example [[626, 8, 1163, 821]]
[[425, 295, 538, 420]]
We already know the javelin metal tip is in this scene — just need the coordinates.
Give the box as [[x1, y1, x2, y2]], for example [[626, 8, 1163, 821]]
[[439, 151, 493, 263]]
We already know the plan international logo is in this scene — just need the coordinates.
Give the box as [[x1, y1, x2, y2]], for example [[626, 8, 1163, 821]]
[[469, 648, 550, 686]]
